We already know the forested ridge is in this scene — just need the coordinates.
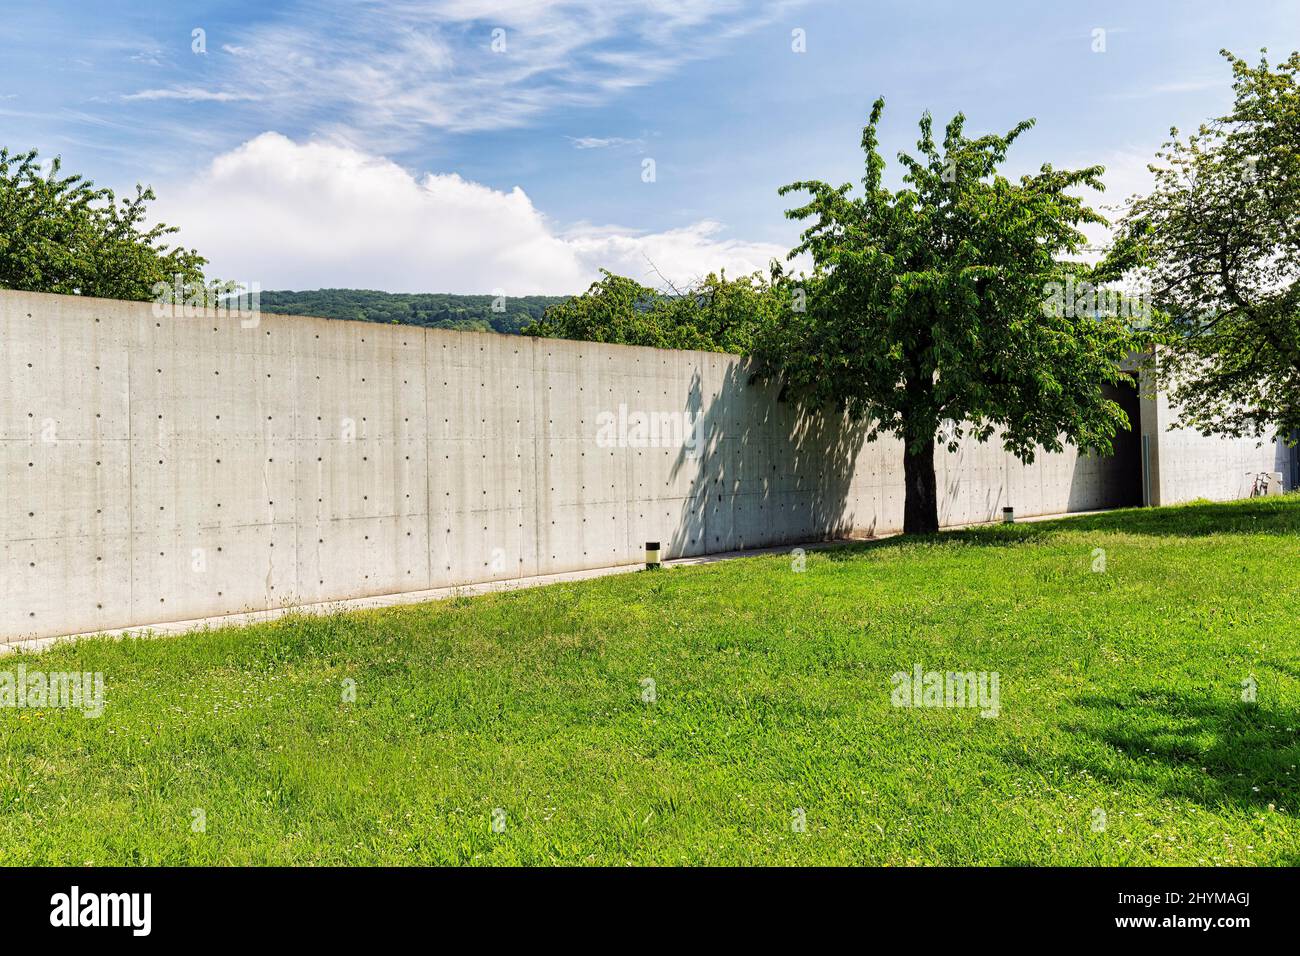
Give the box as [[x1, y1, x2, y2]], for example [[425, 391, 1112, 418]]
[[256, 288, 571, 334]]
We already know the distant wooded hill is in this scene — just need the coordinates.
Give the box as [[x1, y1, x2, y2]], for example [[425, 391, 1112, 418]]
[[256, 289, 572, 334]]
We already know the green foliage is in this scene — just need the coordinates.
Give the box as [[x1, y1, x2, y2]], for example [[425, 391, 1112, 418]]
[[522, 268, 791, 354], [258, 288, 568, 334], [0, 146, 207, 300], [764, 99, 1140, 531], [1111, 49, 1300, 441], [3, 497, 1299, 864]]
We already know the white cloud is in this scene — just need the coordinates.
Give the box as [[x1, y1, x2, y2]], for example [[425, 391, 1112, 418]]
[[128, 0, 805, 142], [1091, 148, 1159, 208], [568, 136, 645, 150], [124, 87, 261, 103], [129, 49, 167, 67], [564, 220, 785, 286], [1074, 148, 1160, 259], [1111, 77, 1227, 100], [157, 133, 788, 294]]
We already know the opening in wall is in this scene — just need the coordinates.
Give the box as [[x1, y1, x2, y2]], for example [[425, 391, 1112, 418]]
[[1100, 374, 1144, 508]]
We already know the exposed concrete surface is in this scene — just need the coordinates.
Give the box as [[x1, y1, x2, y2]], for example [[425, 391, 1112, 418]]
[[2, 289, 1286, 643], [1, 537, 881, 657], [0, 509, 1117, 657], [1142, 368, 1290, 505], [0, 562, 649, 657]]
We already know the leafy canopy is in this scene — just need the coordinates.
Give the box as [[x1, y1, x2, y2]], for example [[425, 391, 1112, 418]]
[[1110, 49, 1300, 440], [0, 146, 207, 301], [763, 98, 1139, 461], [523, 268, 790, 354]]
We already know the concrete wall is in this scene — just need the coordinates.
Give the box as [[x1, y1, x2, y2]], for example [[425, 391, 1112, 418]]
[[0, 290, 1278, 643], [1141, 363, 1291, 505]]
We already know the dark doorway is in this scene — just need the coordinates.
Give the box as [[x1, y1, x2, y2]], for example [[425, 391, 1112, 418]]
[[1100, 375, 1144, 507], [1291, 431, 1299, 492]]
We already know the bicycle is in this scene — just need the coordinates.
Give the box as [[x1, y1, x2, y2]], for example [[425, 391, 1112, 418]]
[[1246, 471, 1272, 497]]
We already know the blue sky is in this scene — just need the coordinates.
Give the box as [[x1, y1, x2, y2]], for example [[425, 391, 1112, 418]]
[[2, 0, 1296, 293]]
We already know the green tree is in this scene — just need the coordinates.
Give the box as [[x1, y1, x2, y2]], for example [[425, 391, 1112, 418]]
[[763, 99, 1139, 534], [0, 146, 207, 301], [523, 268, 789, 354], [1109, 50, 1300, 440]]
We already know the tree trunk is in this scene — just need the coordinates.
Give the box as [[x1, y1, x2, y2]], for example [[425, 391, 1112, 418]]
[[902, 440, 939, 535]]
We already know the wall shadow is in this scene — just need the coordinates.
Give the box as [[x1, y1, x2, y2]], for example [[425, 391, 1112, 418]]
[[810, 495, 1300, 568], [1272, 438, 1296, 488], [657, 356, 1296, 561], [1032, 496, 1300, 538], [1002, 689, 1300, 814], [664, 357, 868, 559]]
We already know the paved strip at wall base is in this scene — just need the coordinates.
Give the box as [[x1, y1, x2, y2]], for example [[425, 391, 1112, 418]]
[[1, 290, 1286, 643]]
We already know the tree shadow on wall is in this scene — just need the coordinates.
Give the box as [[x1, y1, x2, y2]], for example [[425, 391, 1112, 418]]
[[661, 358, 868, 560]]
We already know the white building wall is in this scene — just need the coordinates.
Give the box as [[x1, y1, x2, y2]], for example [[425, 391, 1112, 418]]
[[1, 290, 1284, 642]]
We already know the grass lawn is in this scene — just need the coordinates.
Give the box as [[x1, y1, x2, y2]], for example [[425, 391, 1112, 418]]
[[3, 496, 1299, 865]]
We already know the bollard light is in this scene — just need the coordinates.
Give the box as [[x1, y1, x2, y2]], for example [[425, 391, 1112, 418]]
[[1002, 507, 1015, 524], [645, 541, 661, 569]]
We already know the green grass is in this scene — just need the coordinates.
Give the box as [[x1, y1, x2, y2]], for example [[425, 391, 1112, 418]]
[[3, 496, 1300, 865]]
